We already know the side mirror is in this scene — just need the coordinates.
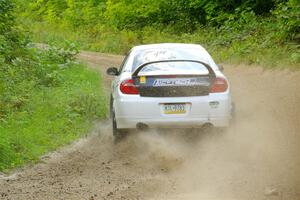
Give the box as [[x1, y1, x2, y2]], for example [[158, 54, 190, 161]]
[[106, 67, 119, 76], [218, 64, 224, 72]]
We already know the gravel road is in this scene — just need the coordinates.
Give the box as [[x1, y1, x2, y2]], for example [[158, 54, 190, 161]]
[[0, 52, 299, 200]]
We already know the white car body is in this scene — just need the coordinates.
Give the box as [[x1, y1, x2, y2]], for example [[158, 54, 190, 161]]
[[108, 43, 233, 131]]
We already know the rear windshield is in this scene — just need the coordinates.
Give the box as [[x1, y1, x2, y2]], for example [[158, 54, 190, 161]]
[[132, 48, 210, 71], [137, 61, 209, 76]]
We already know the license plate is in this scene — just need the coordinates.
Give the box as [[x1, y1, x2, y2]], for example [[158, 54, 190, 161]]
[[163, 103, 186, 114]]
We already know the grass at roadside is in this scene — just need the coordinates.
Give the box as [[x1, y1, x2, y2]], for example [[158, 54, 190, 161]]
[[0, 63, 108, 172]]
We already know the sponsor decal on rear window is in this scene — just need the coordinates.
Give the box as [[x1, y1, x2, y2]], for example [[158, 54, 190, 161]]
[[153, 78, 209, 87]]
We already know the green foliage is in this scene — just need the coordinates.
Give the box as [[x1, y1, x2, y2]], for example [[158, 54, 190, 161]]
[[0, 0, 107, 171], [0, 38, 107, 171], [27, 0, 68, 22], [0, 0, 14, 31], [18, 0, 299, 68], [22, 0, 290, 31], [26, 0, 106, 28], [0, 0, 28, 62], [272, 0, 300, 42], [103, 0, 289, 32], [0, 64, 107, 171]]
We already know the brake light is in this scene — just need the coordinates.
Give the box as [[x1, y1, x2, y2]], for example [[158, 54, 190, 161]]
[[210, 77, 228, 93], [120, 79, 139, 95]]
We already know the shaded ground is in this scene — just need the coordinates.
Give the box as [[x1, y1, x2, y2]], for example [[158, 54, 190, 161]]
[[0, 52, 299, 200]]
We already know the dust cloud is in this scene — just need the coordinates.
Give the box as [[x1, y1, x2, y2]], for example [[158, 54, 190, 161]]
[[112, 64, 300, 199]]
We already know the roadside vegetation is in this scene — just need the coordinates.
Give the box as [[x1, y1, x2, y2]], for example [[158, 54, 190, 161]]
[[19, 0, 299, 69], [0, 0, 107, 171]]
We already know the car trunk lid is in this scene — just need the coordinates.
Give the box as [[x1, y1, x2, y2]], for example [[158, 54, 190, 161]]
[[132, 60, 216, 97]]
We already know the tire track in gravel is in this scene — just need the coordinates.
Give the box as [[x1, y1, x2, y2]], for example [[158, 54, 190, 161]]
[[0, 51, 299, 200]]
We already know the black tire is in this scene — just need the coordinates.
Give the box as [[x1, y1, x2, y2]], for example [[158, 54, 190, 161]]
[[111, 101, 127, 142], [112, 111, 128, 143], [110, 95, 119, 137], [112, 110, 118, 136]]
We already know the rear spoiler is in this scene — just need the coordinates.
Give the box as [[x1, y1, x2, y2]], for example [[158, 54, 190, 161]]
[[132, 60, 216, 80]]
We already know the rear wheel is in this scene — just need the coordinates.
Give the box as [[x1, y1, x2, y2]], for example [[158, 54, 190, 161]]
[[112, 110, 127, 142], [111, 96, 128, 142], [112, 110, 118, 137], [110, 95, 119, 137]]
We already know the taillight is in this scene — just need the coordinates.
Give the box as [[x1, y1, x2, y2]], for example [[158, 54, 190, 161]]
[[120, 79, 139, 95], [210, 77, 228, 93]]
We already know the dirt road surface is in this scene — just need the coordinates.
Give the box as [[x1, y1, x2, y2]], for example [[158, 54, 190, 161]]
[[1, 52, 299, 200]]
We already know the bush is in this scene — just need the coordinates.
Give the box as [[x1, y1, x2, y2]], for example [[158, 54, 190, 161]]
[[0, 40, 80, 119], [272, 0, 300, 42]]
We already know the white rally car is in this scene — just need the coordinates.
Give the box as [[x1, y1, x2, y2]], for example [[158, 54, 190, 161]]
[[107, 43, 233, 137]]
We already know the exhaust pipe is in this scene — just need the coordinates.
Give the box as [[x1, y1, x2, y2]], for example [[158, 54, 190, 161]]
[[202, 123, 213, 131], [136, 123, 149, 131]]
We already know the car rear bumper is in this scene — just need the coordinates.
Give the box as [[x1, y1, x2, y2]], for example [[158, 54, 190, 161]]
[[114, 93, 232, 129], [117, 116, 230, 128]]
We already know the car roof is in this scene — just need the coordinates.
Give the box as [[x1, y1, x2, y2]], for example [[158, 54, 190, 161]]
[[132, 43, 208, 53], [128, 43, 219, 71]]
